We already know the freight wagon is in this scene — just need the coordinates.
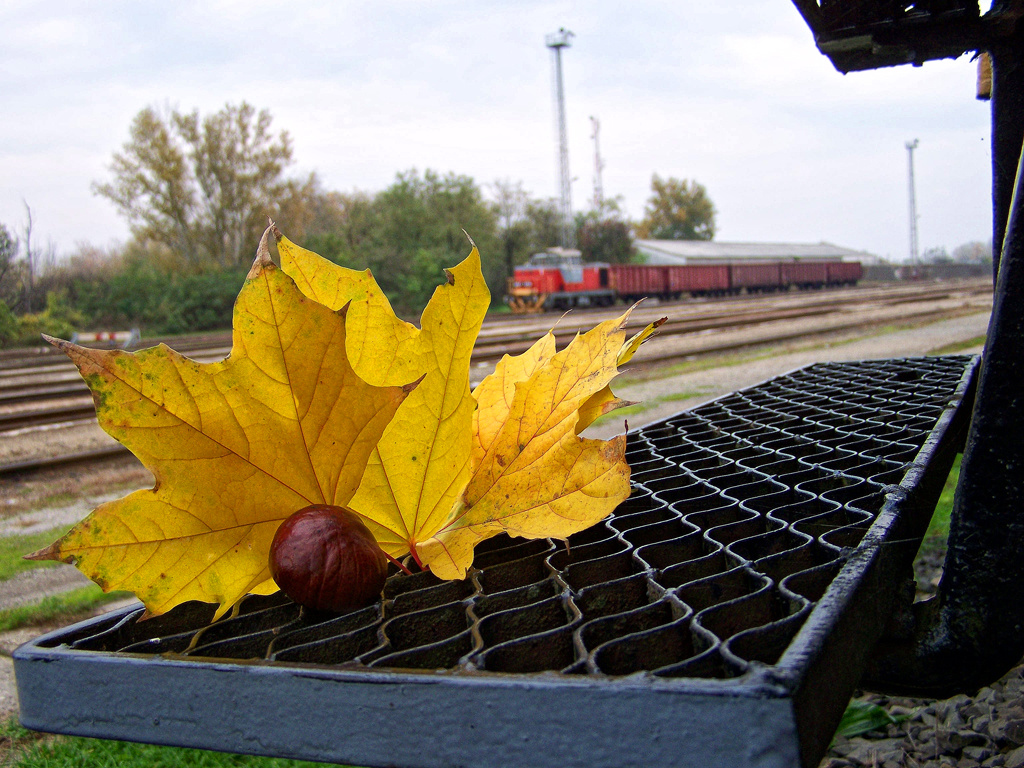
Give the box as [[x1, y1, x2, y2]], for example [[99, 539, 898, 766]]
[[505, 251, 862, 312], [668, 264, 731, 297], [827, 261, 864, 285], [728, 262, 783, 293]]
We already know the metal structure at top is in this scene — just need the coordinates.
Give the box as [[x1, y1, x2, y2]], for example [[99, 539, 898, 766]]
[[792, 0, 1024, 701], [790, 0, 984, 73], [906, 139, 920, 263], [590, 116, 605, 211], [546, 27, 575, 249]]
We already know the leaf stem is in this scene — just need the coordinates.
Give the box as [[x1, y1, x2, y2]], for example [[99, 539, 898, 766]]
[[384, 551, 413, 576], [409, 544, 425, 571]]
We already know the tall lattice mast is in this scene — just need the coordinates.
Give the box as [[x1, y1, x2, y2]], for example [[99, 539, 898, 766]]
[[546, 28, 574, 248], [906, 139, 920, 263], [591, 116, 605, 211]]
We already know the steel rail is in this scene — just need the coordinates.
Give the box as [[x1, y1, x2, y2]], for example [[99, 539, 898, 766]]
[[0, 284, 989, 407], [0, 293, 989, 479], [0, 283, 989, 416], [0, 281, 988, 376], [0, 403, 97, 431], [0, 445, 131, 476]]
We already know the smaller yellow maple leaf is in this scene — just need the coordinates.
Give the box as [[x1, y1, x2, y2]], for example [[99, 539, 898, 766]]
[[575, 315, 667, 433], [28, 228, 417, 619], [418, 310, 645, 579]]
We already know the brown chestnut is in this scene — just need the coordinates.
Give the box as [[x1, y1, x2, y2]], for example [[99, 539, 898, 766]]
[[269, 504, 388, 612]]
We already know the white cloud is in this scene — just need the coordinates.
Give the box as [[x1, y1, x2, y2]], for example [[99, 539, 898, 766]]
[[0, 0, 993, 262]]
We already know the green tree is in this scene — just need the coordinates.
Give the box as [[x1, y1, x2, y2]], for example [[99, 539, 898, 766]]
[[299, 191, 377, 269], [94, 102, 298, 268], [574, 198, 635, 264], [525, 198, 563, 251], [0, 223, 21, 308], [952, 240, 993, 264], [0, 300, 17, 347], [16, 291, 86, 346], [491, 180, 534, 280], [347, 169, 500, 312], [922, 246, 952, 264], [635, 175, 716, 241], [40, 239, 247, 336], [577, 216, 635, 263]]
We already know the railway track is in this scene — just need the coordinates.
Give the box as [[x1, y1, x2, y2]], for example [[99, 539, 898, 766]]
[[0, 280, 982, 376], [0, 281, 984, 388], [0, 279, 992, 478]]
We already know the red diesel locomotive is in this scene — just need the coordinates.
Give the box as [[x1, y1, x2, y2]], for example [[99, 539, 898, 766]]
[[505, 250, 863, 312]]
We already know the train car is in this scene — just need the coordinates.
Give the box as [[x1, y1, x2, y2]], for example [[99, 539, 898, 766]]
[[506, 250, 615, 311], [780, 260, 829, 288], [826, 261, 863, 286], [607, 264, 669, 302], [505, 250, 862, 312], [729, 262, 783, 293], [667, 264, 731, 296]]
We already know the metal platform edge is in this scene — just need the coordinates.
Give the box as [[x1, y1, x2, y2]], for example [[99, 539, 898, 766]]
[[15, 645, 799, 768], [12, 356, 980, 768], [774, 355, 980, 766]]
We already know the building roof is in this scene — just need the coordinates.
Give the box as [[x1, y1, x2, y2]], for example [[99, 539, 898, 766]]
[[635, 240, 879, 265]]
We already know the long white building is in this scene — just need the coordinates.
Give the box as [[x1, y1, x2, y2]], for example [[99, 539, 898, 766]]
[[635, 240, 879, 265]]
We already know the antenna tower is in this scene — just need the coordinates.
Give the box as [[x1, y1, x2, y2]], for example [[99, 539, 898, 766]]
[[591, 116, 605, 211], [546, 28, 574, 248], [906, 139, 920, 263]]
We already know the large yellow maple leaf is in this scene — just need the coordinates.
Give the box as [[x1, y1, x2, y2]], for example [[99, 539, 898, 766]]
[[276, 231, 489, 559], [278, 232, 649, 579], [28, 229, 416, 618]]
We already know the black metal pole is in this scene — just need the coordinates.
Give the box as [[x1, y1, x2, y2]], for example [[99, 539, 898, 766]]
[[865, 38, 1024, 696], [990, 29, 1024, 283]]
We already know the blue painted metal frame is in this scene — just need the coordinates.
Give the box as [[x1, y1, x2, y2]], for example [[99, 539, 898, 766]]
[[14, 356, 978, 768], [16, 647, 800, 768]]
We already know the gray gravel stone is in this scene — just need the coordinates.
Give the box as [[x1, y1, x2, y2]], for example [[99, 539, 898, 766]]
[[964, 746, 996, 762], [1004, 746, 1024, 768], [1004, 721, 1024, 747], [821, 540, 1024, 768]]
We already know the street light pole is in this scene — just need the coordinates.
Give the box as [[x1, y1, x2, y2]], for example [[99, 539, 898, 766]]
[[906, 139, 920, 263], [546, 28, 575, 249]]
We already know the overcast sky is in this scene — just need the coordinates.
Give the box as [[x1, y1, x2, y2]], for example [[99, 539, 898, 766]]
[[1, 1, 993, 263]]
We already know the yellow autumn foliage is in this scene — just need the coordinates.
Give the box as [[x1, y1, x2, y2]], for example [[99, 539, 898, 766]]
[[33, 225, 662, 616], [29, 229, 415, 618]]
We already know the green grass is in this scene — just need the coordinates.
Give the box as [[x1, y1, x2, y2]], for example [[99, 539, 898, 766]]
[[0, 525, 136, 632], [834, 700, 907, 740], [0, 586, 133, 633], [924, 453, 961, 542], [0, 529, 69, 581], [832, 456, 962, 743], [37, 492, 77, 509], [617, 311, 988, 389], [588, 389, 713, 429], [588, 402, 653, 427], [658, 389, 710, 403], [0, 716, 354, 768], [928, 335, 987, 355]]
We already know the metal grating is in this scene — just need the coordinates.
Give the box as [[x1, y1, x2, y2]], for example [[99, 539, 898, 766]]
[[15, 356, 979, 768]]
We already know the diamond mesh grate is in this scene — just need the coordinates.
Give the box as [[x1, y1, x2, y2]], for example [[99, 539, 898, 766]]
[[33, 355, 975, 680]]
